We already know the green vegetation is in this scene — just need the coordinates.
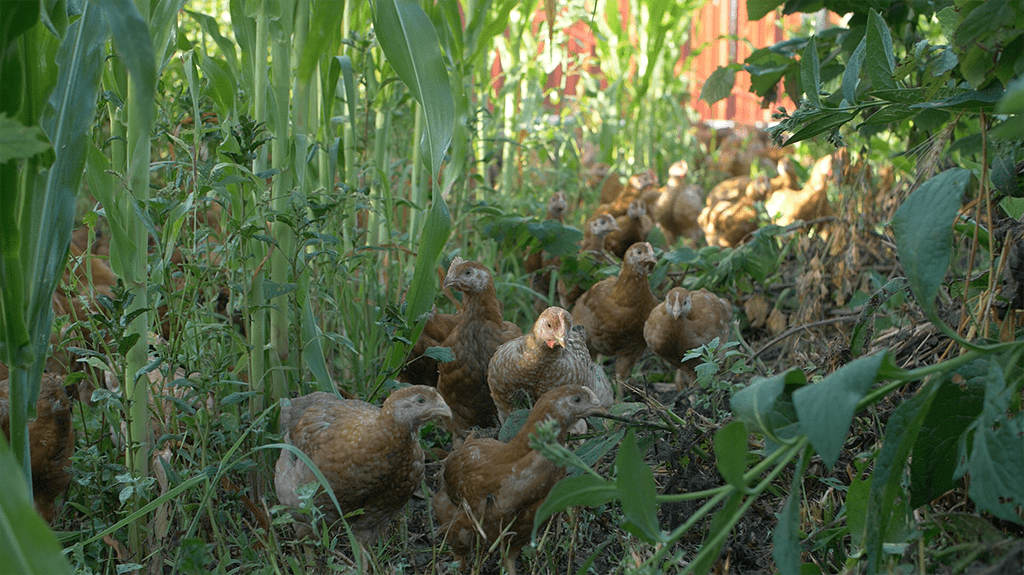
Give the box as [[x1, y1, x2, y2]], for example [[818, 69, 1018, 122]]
[[1, 0, 1020, 573]]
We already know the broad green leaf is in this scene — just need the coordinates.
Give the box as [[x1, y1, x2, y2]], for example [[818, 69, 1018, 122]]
[[713, 420, 750, 491], [783, 110, 857, 146], [700, 64, 739, 105], [616, 430, 663, 543], [371, 0, 454, 179], [199, 53, 236, 117], [533, 474, 617, 538], [747, 0, 783, 21], [859, 104, 916, 126], [996, 75, 1024, 114], [263, 280, 297, 301], [911, 84, 1004, 112], [730, 368, 806, 449], [991, 155, 1022, 197], [297, 0, 345, 82], [498, 408, 531, 442], [801, 36, 821, 107], [909, 361, 987, 508], [865, 380, 940, 572], [692, 492, 743, 573], [335, 55, 358, 143], [0, 436, 73, 575], [774, 447, 810, 575], [967, 361, 1024, 525], [891, 168, 972, 329], [383, 195, 451, 375], [300, 288, 333, 392], [793, 352, 888, 468], [864, 9, 895, 90], [0, 116, 50, 163], [846, 469, 870, 548], [185, 9, 240, 76], [842, 35, 866, 105]]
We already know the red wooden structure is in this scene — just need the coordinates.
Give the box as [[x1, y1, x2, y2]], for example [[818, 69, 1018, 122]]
[[492, 1, 827, 126]]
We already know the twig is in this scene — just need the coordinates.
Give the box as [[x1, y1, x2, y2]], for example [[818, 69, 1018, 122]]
[[752, 316, 859, 359]]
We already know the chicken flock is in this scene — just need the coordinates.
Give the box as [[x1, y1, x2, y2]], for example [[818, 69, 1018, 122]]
[[0, 121, 844, 572]]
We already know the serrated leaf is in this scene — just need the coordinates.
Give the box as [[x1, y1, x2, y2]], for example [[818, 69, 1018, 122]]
[[864, 9, 895, 90], [423, 345, 455, 363], [891, 168, 972, 325], [615, 430, 663, 543], [700, 64, 739, 105], [801, 36, 821, 107], [714, 421, 750, 491], [793, 352, 888, 468], [842, 35, 866, 105]]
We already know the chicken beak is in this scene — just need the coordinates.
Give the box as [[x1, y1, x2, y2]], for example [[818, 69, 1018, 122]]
[[434, 402, 453, 420], [546, 335, 565, 349]]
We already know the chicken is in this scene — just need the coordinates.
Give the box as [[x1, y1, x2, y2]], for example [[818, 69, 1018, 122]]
[[764, 154, 836, 227], [556, 214, 620, 309], [654, 159, 705, 247], [580, 213, 619, 257], [698, 175, 770, 247], [571, 242, 659, 382], [433, 385, 607, 575], [488, 306, 613, 423], [0, 373, 75, 524], [437, 257, 523, 436], [585, 163, 625, 205], [595, 169, 659, 219], [643, 287, 733, 388], [605, 199, 654, 259], [398, 305, 462, 387], [275, 386, 451, 551]]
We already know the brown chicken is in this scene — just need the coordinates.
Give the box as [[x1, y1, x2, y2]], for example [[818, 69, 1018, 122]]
[[433, 385, 607, 575], [488, 306, 613, 423], [556, 214, 620, 310], [437, 257, 523, 437], [585, 163, 625, 205], [572, 242, 659, 382], [605, 199, 655, 260], [275, 386, 451, 550], [595, 169, 659, 218], [764, 154, 836, 227], [655, 160, 705, 247], [643, 287, 733, 388], [0, 373, 75, 524], [698, 175, 770, 247]]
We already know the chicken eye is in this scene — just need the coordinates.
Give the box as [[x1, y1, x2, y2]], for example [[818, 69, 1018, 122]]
[[416, 396, 426, 404], [572, 395, 582, 404]]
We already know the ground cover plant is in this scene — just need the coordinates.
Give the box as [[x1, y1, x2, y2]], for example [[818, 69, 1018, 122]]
[[1, 0, 1022, 574]]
